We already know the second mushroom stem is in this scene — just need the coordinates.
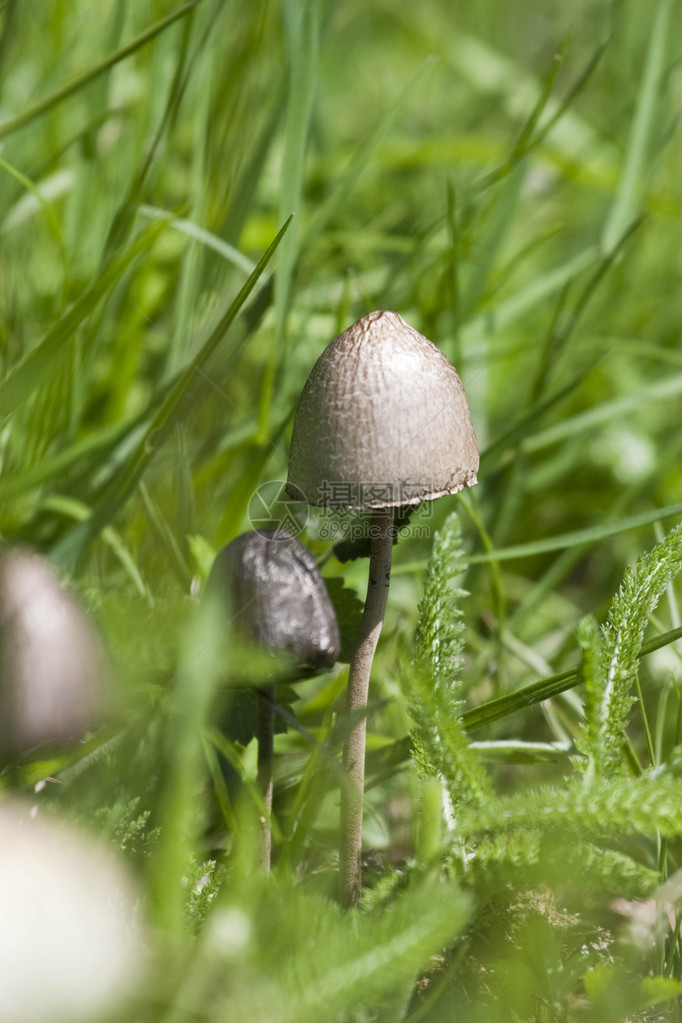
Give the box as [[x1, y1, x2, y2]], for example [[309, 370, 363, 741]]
[[340, 506, 394, 909], [257, 684, 275, 871]]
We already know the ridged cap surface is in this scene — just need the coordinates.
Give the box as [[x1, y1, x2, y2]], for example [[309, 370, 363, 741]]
[[286, 310, 479, 508], [206, 530, 340, 669]]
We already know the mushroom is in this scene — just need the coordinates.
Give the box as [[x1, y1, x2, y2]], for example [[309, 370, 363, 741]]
[[0, 799, 142, 1023], [205, 529, 340, 868], [286, 309, 479, 906], [0, 548, 107, 762]]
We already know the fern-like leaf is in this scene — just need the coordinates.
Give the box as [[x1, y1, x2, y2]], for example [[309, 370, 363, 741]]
[[456, 772, 682, 843], [218, 871, 471, 1022], [469, 832, 659, 898], [577, 521, 682, 778], [415, 511, 467, 679], [402, 512, 491, 811], [401, 655, 493, 811]]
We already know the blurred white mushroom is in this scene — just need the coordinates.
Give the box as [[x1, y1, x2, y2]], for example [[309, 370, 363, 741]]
[[0, 799, 143, 1023], [0, 549, 107, 759]]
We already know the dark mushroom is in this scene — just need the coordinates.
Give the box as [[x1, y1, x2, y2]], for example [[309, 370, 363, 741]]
[[0, 548, 107, 762], [205, 529, 340, 868], [286, 310, 479, 906]]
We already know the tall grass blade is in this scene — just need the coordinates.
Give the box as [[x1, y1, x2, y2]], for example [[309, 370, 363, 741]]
[[461, 623, 682, 733], [602, 0, 675, 252], [0, 221, 165, 419], [395, 502, 682, 569], [50, 215, 293, 566], [303, 56, 438, 246], [0, 1, 204, 142], [138, 205, 255, 273], [523, 373, 682, 453], [40, 494, 149, 600], [274, 0, 319, 346]]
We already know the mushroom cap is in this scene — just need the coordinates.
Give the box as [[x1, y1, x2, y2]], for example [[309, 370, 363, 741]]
[[0, 549, 106, 759], [205, 530, 340, 669], [286, 310, 479, 509]]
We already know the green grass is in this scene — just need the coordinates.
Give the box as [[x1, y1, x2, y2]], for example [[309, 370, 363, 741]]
[[1, 0, 681, 1020]]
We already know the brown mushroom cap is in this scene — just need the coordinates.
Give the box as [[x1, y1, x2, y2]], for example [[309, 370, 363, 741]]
[[286, 310, 479, 509], [0, 549, 106, 759], [205, 530, 340, 670]]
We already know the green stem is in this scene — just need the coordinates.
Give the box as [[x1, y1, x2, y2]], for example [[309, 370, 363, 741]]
[[339, 507, 394, 908]]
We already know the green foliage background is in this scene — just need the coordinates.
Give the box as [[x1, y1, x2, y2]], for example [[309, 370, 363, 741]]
[[0, 0, 681, 1019]]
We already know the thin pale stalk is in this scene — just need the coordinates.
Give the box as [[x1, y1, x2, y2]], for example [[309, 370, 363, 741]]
[[257, 685, 275, 871], [340, 507, 394, 908]]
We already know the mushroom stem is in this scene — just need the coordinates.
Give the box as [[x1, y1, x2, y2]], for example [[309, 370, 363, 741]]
[[340, 506, 394, 908], [257, 684, 275, 871]]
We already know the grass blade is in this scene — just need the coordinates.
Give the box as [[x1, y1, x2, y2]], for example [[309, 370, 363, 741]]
[[138, 205, 256, 274], [0, 1, 202, 144], [444, 29, 617, 183], [0, 420, 135, 503], [303, 55, 438, 246], [0, 221, 166, 419], [459, 246, 597, 354], [274, 0, 320, 346], [395, 503, 682, 571], [522, 373, 682, 453], [467, 503, 682, 564], [366, 624, 682, 772], [463, 625, 682, 732], [50, 215, 293, 566], [41, 495, 150, 600], [0, 1, 204, 142], [480, 358, 601, 471], [602, 0, 675, 252]]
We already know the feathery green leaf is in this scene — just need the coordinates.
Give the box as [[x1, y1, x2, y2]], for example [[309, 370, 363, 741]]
[[403, 513, 492, 810], [578, 521, 682, 777]]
